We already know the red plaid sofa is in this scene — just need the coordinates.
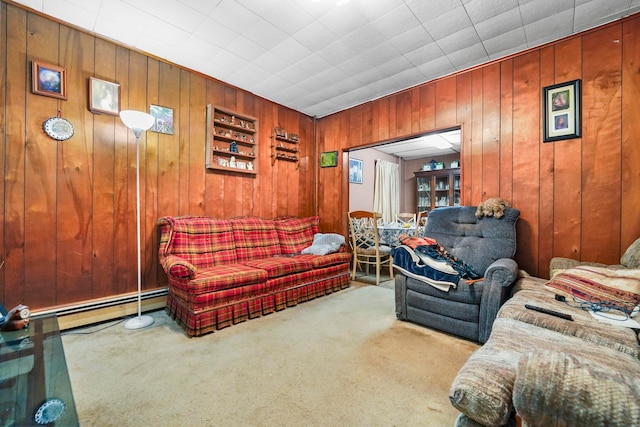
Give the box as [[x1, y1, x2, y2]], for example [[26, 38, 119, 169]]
[[157, 215, 352, 336]]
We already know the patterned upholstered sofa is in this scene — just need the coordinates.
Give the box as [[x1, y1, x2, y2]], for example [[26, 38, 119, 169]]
[[449, 272, 640, 426], [157, 215, 351, 337]]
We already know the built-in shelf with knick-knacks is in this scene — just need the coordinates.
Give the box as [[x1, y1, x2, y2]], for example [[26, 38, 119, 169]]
[[271, 127, 299, 167], [205, 105, 258, 175]]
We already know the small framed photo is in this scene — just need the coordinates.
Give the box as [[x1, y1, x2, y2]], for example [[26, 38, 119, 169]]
[[543, 79, 581, 142], [320, 151, 338, 168], [349, 158, 363, 184], [150, 105, 174, 135], [32, 60, 67, 100], [89, 77, 120, 115]]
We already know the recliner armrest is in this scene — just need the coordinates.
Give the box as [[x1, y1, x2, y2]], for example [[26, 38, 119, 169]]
[[161, 255, 197, 279], [477, 258, 518, 343]]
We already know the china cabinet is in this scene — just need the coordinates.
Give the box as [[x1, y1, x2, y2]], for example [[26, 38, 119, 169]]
[[415, 168, 461, 212]]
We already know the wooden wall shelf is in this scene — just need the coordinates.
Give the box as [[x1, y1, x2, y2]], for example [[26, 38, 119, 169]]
[[206, 105, 258, 174], [271, 127, 300, 167]]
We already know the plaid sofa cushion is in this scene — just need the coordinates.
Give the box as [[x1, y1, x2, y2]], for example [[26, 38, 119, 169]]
[[169, 263, 268, 295], [295, 252, 352, 269], [244, 256, 314, 279], [158, 216, 237, 268], [231, 217, 282, 262], [274, 216, 320, 254]]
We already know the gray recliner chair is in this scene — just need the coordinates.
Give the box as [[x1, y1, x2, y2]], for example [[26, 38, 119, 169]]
[[394, 206, 520, 343]]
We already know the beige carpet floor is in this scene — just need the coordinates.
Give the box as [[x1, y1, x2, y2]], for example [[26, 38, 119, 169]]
[[62, 280, 479, 426]]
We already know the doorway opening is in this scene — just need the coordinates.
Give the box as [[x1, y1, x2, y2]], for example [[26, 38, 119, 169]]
[[347, 127, 461, 216]]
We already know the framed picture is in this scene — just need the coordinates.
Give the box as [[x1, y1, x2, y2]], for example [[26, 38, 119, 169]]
[[32, 60, 67, 100], [320, 151, 338, 168], [150, 105, 174, 135], [543, 79, 581, 142], [89, 77, 120, 116], [349, 158, 363, 184]]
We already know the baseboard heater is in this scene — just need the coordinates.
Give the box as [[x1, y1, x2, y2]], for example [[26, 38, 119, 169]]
[[34, 288, 168, 317]]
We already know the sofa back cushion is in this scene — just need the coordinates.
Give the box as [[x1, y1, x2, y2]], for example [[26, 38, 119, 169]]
[[275, 216, 320, 254], [157, 216, 237, 268], [231, 217, 282, 262], [423, 206, 519, 274]]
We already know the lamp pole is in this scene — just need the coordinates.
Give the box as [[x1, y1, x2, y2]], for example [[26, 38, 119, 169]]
[[120, 111, 156, 330]]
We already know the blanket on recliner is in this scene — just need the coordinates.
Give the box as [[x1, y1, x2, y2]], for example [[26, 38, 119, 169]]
[[391, 245, 461, 291]]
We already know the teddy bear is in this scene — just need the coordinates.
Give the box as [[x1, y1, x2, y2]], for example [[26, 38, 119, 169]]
[[475, 197, 511, 219]]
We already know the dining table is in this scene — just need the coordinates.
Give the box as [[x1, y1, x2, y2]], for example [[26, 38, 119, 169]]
[[378, 224, 425, 247]]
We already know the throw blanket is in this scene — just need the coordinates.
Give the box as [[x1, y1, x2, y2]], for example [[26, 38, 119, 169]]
[[391, 245, 460, 292]]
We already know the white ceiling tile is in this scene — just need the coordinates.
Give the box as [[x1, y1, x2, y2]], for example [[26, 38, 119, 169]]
[[340, 24, 388, 53], [317, 3, 369, 38], [524, 10, 574, 47], [416, 56, 456, 80], [242, 21, 298, 51], [41, 1, 98, 30], [177, 0, 222, 15], [316, 40, 358, 65], [518, 0, 574, 26], [193, 18, 239, 48], [358, 42, 402, 67], [245, 1, 315, 35], [270, 37, 314, 63], [463, 0, 519, 23], [24, 0, 640, 117], [403, 42, 446, 67], [446, 43, 489, 70], [483, 28, 527, 58], [292, 20, 339, 51], [389, 26, 434, 56], [473, 8, 523, 40], [369, 5, 422, 39], [208, 0, 261, 27]]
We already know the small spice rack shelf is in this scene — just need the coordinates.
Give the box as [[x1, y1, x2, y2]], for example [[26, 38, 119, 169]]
[[206, 104, 258, 175], [271, 127, 299, 167]]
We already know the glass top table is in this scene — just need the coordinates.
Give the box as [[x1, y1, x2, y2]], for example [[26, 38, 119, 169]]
[[0, 314, 78, 426]]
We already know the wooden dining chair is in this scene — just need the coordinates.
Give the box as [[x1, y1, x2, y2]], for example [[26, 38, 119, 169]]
[[347, 211, 393, 285], [396, 212, 416, 226], [414, 210, 428, 236]]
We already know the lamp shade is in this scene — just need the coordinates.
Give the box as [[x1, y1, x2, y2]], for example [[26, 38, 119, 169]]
[[119, 110, 155, 131]]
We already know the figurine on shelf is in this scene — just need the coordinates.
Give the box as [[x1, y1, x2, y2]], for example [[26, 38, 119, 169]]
[[247, 162, 254, 170], [230, 141, 238, 153], [230, 156, 236, 168]]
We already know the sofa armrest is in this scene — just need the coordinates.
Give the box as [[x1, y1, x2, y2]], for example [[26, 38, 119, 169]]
[[477, 258, 518, 343], [161, 255, 197, 279], [513, 350, 640, 426]]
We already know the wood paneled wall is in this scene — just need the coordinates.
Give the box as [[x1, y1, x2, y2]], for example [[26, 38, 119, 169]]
[[0, 3, 315, 310], [317, 16, 640, 278]]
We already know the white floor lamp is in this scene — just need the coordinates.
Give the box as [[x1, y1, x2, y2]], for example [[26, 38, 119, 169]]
[[119, 110, 156, 330]]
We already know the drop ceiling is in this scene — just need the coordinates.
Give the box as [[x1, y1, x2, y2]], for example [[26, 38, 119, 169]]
[[9, 0, 640, 119]]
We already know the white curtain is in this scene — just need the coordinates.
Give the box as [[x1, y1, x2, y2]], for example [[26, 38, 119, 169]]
[[373, 159, 399, 223]]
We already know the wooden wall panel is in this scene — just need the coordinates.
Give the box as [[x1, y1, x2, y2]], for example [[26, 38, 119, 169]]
[[1, 4, 316, 311], [57, 28, 96, 303], [481, 64, 501, 200], [322, 18, 640, 277], [552, 38, 583, 263], [470, 69, 483, 205], [538, 46, 556, 277], [456, 74, 472, 206], [622, 19, 640, 251], [25, 14, 59, 308], [581, 25, 622, 264], [499, 60, 514, 201], [4, 4, 28, 305], [0, 3, 6, 303]]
